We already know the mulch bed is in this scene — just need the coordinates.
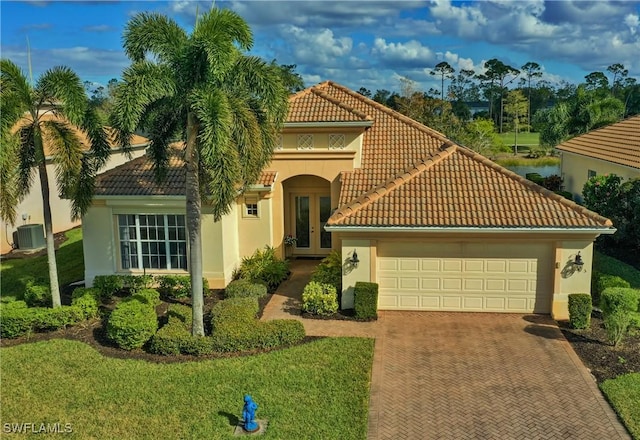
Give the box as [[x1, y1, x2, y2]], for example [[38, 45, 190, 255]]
[[559, 316, 640, 382]]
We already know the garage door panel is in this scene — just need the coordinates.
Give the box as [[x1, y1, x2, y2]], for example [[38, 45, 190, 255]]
[[399, 259, 419, 271], [463, 297, 483, 309], [443, 260, 463, 272], [400, 278, 419, 289], [421, 278, 440, 290], [377, 241, 552, 313]]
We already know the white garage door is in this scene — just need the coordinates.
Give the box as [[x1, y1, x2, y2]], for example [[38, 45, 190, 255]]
[[377, 241, 552, 313]]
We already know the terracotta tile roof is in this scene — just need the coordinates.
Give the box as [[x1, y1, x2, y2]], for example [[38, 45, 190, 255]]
[[555, 115, 640, 169], [94, 149, 276, 196], [287, 84, 372, 123], [328, 145, 612, 228], [13, 113, 149, 157], [305, 81, 612, 230]]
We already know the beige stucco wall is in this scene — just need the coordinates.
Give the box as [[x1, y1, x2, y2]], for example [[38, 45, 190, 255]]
[[237, 194, 273, 259], [340, 239, 373, 309], [551, 240, 595, 320], [1, 147, 146, 254], [561, 151, 640, 201]]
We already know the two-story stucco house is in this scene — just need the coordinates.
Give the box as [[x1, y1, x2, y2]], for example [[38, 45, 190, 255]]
[[82, 82, 615, 320], [556, 115, 640, 202]]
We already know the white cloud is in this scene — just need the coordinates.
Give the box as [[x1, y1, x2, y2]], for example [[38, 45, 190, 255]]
[[280, 26, 352, 66], [372, 38, 435, 67], [625, 13, 639, 35]]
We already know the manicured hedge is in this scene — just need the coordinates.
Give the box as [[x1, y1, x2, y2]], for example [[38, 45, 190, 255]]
[[210, 297, 304, 353], [0, 292, 99, 339], [592, 272, 631, 307], [93, 275, 124, 300], [224, 279, 267, 299], [106, 298, 157, 350], [354, 282, 378, 320], [150, 317, 213, 356], [302, 281, 338, 316], [156, 275, 210, 299], [568, 293, 592, 329], [601, 287, 640, 346], [24, 282, 51, 307], [133, 288, 161, 306]]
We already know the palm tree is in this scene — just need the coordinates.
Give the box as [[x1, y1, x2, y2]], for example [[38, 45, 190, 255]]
[[0, 60, 110, 307], [110, 9, 289, 336]]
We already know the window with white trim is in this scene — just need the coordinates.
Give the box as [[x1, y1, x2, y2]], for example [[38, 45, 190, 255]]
[[587, 169, 596, 179], [297, 134, 314, 150], [118, 214, 187, 270], [328, 134, 345, 149], [244, 197, 259, 218]]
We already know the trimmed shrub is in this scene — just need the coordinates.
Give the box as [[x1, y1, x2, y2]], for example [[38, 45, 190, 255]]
[[311, 250, 343, 293], [71, 287, 101, 302], [167, 303, 193, 326], [568, 294, 592, 329], [156, 275, 211, 299], [593, 273, 631, 307], [210, 297, 305, 353], [24, 282, 51, 307], [123, 275, 154, 295], [106, 298, 157, 350], [133, 288, 161, 306], [93, 275, 125, 300], [526, 172, 544, 185], [0, 304, 89, 339], [237, 246, 289, 292], [302, 281, 338, 316], [211, 297, 258, 330], [224, 279, 268, 299], [601, 287, 640, 346], [71, 292, 100, 319], [354, 282, 379, 320]]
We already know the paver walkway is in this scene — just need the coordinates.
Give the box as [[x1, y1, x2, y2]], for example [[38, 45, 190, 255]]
[[261, 260, 631, 440]]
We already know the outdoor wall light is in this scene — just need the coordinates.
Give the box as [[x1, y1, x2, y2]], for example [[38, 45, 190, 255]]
[[573, 252, 584, 272], [350, 249, 360, 268]]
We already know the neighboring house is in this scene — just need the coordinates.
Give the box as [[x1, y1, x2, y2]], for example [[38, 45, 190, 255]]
[[1, 114, 149, 254], [83, 82, 615, 319], [556, 115, 640, 202]]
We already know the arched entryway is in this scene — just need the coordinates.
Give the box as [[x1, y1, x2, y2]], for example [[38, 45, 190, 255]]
[[282, 175, 332, 256]]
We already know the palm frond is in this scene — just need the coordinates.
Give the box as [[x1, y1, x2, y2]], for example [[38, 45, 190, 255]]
[[110, 61, 176, 153], [69, 155, 98, 221], [81, 106, 110, 170], [142, 97, 184, 182], [16, 125, 37, 194], [193, 9, 252, 79], [35, 66, 87, 126], [190, 87, 238, 220], [225, 94, 263, 187], [0, 59, 33, 115], [42, 120, 83, 199], [123, 13, 187, 63], [0, 127, 22, 224]]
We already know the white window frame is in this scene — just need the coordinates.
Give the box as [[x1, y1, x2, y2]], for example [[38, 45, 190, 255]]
[[243, 196, 259, 218], [587, 169, 596, 179], [297, 134, 314, 150], [117, 214, 187, 271]]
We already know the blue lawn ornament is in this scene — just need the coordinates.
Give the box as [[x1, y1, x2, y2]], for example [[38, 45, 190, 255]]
[[242, 394, 259, 432]]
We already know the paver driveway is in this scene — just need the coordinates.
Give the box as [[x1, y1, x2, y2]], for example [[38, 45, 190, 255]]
[[368, 312, 630, 440]]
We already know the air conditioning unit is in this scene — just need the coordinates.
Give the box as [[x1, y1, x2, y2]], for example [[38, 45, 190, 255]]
[[16, 224, 46, 250]]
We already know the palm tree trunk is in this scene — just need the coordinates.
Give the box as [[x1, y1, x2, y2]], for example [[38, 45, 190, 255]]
[[37, 157, 62, 307], [185, 111, 205, 336]]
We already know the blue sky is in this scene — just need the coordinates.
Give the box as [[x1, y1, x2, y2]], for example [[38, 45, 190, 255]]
[[2, 1, 639, 94]]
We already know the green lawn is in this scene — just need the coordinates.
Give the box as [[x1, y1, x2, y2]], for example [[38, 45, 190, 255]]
[[601, 373, 640, 439], [497, 131, 540, 146], [1, 337, 374, 439], [0, 228, 84, 302], [594, 251, 640, 287]]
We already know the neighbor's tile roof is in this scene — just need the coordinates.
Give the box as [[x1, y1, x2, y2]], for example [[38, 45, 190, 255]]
[[13, 113, 149, 157], [555, 115, 640, 169], [300, 82, 612, 229], [94, 148, 277, 196]]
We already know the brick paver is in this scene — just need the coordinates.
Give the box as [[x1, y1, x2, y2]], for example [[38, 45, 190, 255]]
[[262, 261, 631, 439]]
